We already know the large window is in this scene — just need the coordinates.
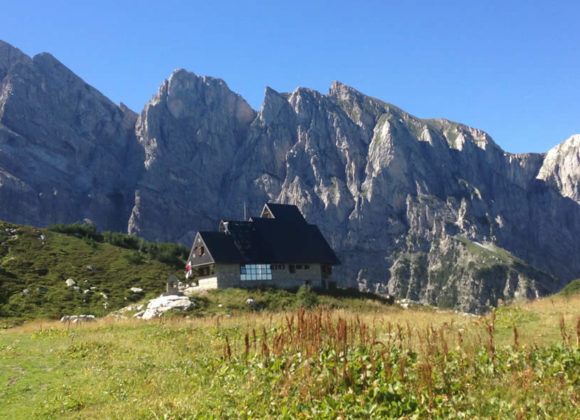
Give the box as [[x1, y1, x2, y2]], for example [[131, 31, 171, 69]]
[[240, 264, 272, 281]]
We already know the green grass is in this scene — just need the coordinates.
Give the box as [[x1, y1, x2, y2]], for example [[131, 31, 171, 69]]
[[1, 293, 579, 419], [2, 220, 580, 417], [456, 236, 515, 265], [558, 278, 580, 297], [176, 286, 396, 318], [0, 221, 184, 321]]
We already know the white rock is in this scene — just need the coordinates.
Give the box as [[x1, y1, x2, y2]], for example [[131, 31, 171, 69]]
[[60, 314, 96, 323], [65, 278, 76, 287], [138, 295, 194, 320], [130, 287, 143, 293]]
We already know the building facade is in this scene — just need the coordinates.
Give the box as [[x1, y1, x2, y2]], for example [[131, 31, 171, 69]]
[[186, 203, 340, 290]]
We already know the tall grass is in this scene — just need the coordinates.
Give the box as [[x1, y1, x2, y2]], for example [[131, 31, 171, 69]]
[[2, 294, 579, 418]]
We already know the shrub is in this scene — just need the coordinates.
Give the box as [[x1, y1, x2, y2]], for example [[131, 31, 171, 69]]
[[296, 285, 318, 309], [47, 222, 103, 242]]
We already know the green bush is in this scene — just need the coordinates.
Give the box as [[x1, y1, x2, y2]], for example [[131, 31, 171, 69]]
[[296, 285, 318, 309], [47, 222, 102, 242], [48, 223, 188, 269], [558, 278, 580, 297]]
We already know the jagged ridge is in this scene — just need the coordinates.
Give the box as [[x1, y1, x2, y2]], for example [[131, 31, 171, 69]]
[[1, 40, 579, 312]]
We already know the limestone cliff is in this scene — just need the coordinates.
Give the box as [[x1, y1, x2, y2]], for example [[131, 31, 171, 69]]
[[1, 40, 579, 312], [127, 69, 256, 243], [0, 41, 140, 231], [537, 134, 580, 203]]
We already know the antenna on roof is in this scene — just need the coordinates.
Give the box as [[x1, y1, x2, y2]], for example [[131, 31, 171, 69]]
[[243, 201, 247, 221]]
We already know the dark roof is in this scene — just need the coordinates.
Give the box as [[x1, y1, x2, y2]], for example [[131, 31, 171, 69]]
[[191, 204, 340, 266], [198, 231, 244, 262], [249, 218, 340, 264], [261, 203, 306, 223]]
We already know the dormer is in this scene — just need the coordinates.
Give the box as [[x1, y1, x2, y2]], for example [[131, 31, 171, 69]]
[[260, 203, 306, 223]]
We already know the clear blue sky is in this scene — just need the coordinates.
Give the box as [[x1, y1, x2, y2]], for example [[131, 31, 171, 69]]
[[3, 0, 579, 153]]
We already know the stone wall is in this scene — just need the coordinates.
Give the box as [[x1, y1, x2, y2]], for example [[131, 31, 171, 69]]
[[193, 263, 326, 289], [197, 277, 218, 290], [215, 264, 243, 288]]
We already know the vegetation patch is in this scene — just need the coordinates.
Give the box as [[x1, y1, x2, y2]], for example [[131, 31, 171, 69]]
[[1, 293, 579, 418], [558, 279, 580, 297], [0, 221, 185, 320]]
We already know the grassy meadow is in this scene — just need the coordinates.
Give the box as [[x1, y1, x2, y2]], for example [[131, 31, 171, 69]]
[[0, 221, 186, 321], [1, 289, 579, 419]]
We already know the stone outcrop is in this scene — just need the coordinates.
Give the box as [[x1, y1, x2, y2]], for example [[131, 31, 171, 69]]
[[1, 40, 580, 312], [0, 40, 141, 231], [136, 294, 194, 320], [537, 134, 580, 203], [127, 69, 256, 243]]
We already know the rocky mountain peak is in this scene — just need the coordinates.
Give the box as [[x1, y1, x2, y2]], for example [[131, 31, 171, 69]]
[[155, 69, 256, 124], [328, 80, 362, 99], [0, 40, 31, 76], [259, 86, 294, 124], [0, 41, 141, 232], [537, 134, 580, 203]]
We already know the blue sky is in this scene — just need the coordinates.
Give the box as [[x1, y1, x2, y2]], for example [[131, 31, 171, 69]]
[[3, 0, 579, 153]]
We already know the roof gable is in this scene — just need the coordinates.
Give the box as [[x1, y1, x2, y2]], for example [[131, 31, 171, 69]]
[[191, 203, 340, 266], [261, 203, 306, 223], [189, 231, 245, 266]]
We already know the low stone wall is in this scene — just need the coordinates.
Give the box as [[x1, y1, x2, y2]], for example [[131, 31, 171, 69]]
[[197, 277, 218, 290]]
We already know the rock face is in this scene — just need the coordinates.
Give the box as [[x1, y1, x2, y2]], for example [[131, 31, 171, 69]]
[[537, 134, 580, 203], [1, 40, 580, 312], [127, 69, 256, 243], [0, 41, 141, 231]]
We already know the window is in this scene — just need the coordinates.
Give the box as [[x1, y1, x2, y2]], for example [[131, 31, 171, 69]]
[[197, 264, 214, 277], [195, 246, 205, 256], [240, 264, 272, 281], [289, 264, 296, 274], [271, 264, 285, 270]]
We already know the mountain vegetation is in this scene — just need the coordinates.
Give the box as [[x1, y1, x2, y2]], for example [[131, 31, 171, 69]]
[[0, 220, 186, 320]]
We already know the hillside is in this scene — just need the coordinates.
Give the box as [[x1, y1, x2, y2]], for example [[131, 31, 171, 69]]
[[0, 220, 185, 320]]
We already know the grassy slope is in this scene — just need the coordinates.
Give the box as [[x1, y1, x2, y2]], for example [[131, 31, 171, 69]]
[[1, 292, 578, 419], [0, 221, 183, 320], [558, 278, 580, 297]]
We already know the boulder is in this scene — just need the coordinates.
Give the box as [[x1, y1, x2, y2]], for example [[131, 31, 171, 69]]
[[137, 295, 194, 320], [60, 314, 96, 323]]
